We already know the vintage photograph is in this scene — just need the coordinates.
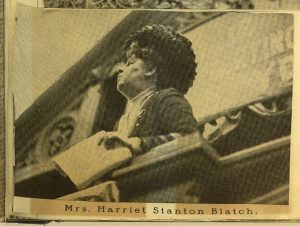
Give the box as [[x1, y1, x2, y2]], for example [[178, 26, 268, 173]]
[[12, 8, 293, 207], [43, 0, 300, 10]]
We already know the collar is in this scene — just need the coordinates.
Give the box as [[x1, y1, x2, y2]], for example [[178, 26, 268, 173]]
[[129, 86, 157, 106]]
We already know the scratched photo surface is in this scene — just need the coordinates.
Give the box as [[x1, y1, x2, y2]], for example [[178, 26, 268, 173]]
[[43, 0, 300, 10], [13, 8, 293, 205]]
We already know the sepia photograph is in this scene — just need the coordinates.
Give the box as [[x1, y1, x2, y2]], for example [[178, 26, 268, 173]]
[[10, 7, 294, 219]]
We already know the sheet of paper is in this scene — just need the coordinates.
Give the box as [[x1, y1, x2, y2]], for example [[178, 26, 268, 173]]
[[7, 5, 300, 222]]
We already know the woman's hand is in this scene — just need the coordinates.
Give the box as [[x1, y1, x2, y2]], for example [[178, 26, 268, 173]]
[[97, 131, 142, 155]]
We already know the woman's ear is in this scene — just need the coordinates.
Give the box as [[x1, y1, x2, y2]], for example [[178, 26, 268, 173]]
[[144, 62, 157, 78]]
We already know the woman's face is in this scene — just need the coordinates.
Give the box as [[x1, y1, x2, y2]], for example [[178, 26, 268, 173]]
[[116, 53, 149, 99]]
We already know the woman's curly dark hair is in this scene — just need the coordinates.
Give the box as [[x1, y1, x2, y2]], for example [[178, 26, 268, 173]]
[[122, 24, 197, 94]]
